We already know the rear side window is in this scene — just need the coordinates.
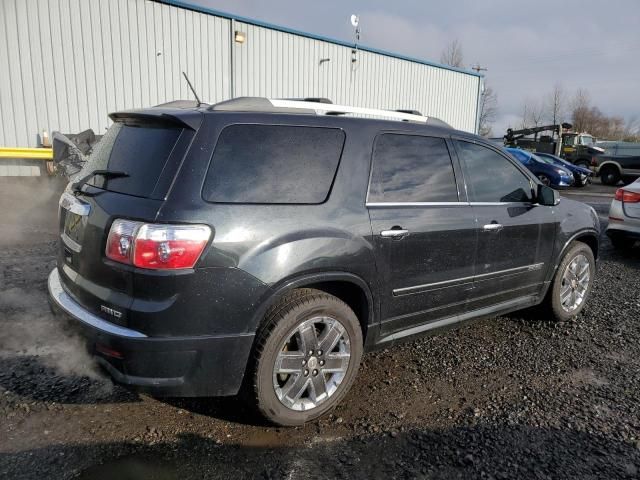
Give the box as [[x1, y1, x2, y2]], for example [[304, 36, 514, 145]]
[[83, 122, 183, 198], [202, 125, 345, 204], [368, 134, 458, 203], [455, 141, 533, 203]]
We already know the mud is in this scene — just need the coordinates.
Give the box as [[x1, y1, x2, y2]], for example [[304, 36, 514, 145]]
[[1, 178, 639, 479]]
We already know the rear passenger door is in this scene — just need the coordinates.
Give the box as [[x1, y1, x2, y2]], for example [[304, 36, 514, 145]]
[[367, 133, 477, 338], [453, 140, 556, 310]]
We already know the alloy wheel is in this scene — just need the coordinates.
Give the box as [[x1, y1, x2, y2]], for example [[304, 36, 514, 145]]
[[559, 254, 590, 313], [273, 316, 351, 411]]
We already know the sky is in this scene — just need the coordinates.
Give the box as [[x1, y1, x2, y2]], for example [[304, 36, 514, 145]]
[[192, 0, 640, 135]]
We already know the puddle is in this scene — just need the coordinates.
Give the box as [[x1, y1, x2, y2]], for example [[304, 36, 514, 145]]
[[75, 455, 178, 480], [237, 429, 286, 448]]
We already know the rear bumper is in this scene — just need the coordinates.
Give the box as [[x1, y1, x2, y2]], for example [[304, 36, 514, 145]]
[[606, 201, 640, 239], [48, 268, 254, 397], [606, 226, 640, 240]]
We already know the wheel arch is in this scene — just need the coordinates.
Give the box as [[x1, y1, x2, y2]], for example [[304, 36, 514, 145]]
[[248, 271, 377, 344], [598, 161, 621, 175], [546, 229, 599, 282], [573, 232, 599, 261], [540, 229, 599, 301]]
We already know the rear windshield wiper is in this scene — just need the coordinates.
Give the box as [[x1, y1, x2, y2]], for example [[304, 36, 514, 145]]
[[71, 170, 129, 193]]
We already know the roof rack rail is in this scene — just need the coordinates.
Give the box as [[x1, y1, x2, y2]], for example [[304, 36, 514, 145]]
[[395, 109, 422, 116], [270, 99, 428, 123], [286, 97, 333, 104], [210, 97, 434, 124]]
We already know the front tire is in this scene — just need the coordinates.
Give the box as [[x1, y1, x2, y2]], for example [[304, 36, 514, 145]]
[[600, 166, 621, 186], [250, 289, 363, 426], [545, 242, 595, 322]]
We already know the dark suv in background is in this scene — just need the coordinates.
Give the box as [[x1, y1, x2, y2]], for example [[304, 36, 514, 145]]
[[49, 98, 600, 425]]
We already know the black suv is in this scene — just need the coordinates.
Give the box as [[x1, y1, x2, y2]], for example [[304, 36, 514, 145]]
[[49, 98, 600, 425]]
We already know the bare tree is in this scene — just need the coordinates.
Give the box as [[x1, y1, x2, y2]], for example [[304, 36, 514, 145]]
[[545, 83, 565, 125], [521, 98, 544, 129], [570, 89, 591, 132], [623, 116, 640, 141], [478, 83, 498, 137], [440, 39, 464, 68]]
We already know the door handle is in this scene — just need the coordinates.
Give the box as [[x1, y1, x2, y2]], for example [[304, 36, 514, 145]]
[[381, 228, 409, 239], [482, 223, 503, 232]]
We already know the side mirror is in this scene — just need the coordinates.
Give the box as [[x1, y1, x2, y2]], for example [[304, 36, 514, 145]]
[[537, 184, 560, 206]]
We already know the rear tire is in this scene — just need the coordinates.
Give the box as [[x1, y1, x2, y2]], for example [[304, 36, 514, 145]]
[[600, 166, 621, 186], [544, 242, 595, 322], [249, 288, 363, 426]]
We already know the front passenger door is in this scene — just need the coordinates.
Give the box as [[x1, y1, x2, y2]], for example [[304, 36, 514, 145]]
[[453, 140, 557, 310]]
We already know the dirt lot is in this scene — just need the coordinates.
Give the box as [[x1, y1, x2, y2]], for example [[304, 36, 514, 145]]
[[1, 178, 639, 479]]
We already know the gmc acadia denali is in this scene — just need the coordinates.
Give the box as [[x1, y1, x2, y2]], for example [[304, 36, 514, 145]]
[[49, 98, 600, 425]]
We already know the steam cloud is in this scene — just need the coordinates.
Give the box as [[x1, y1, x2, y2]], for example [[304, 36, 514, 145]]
[[0, 177, 109, 384]]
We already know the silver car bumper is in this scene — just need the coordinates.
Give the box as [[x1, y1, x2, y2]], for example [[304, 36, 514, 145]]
[[48, 268, 148, 338], [606, 199, 640, 237]]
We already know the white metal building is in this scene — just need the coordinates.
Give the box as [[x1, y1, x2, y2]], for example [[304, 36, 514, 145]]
[[0, 0, 483, 147]]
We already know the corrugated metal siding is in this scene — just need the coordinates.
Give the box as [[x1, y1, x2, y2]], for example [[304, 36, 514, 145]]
[[0, 0, 230, 147], [231, 23, 480, 133], [0, 0, 479, 147]]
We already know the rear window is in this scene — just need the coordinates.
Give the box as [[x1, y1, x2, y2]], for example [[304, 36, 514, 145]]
[[202, 124, 345, 204], [81, 122, 182, 197]]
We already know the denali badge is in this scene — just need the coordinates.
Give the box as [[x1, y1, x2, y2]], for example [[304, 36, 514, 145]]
[[100, 305, 123, 319]]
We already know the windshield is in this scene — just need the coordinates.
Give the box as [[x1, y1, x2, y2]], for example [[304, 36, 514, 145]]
[[533, 154, 556, 165], [579, 135, 594, 146]]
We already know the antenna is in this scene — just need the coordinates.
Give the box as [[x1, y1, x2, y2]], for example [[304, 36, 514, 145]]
[[182, 72, 202, 106], [350, 14, 361, 70]]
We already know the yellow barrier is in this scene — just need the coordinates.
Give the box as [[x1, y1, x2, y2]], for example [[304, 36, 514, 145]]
[[0, 147, 53, 160]]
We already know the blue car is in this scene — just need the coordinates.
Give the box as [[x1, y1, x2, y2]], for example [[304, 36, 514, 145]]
[[535, 152, 593, 187], [505, 148, 573, 188]]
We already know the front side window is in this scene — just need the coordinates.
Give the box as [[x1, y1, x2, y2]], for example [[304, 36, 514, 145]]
[[455, 141, 533, 203], [202, 125, 345, 204], [368, 134, 458, 203]]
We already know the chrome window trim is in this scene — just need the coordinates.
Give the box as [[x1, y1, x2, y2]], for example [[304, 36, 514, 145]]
[[366, 201, 470, 207], [393, 262, 544, 296], [48, 268, 148, 339], [366, 200, 534, 208]]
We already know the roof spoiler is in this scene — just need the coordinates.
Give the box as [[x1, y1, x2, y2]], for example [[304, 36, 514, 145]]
[[108, 110, 202, 130]]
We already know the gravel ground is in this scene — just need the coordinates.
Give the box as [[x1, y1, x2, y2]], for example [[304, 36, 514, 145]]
[[1, 178, 639, 479]]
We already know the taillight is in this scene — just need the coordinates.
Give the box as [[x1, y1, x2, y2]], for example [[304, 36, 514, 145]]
[[614, 189, 640, 203], [105, 219, 140, 264], [591, 157, 598, 166], [106, 219, 211, 270]]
